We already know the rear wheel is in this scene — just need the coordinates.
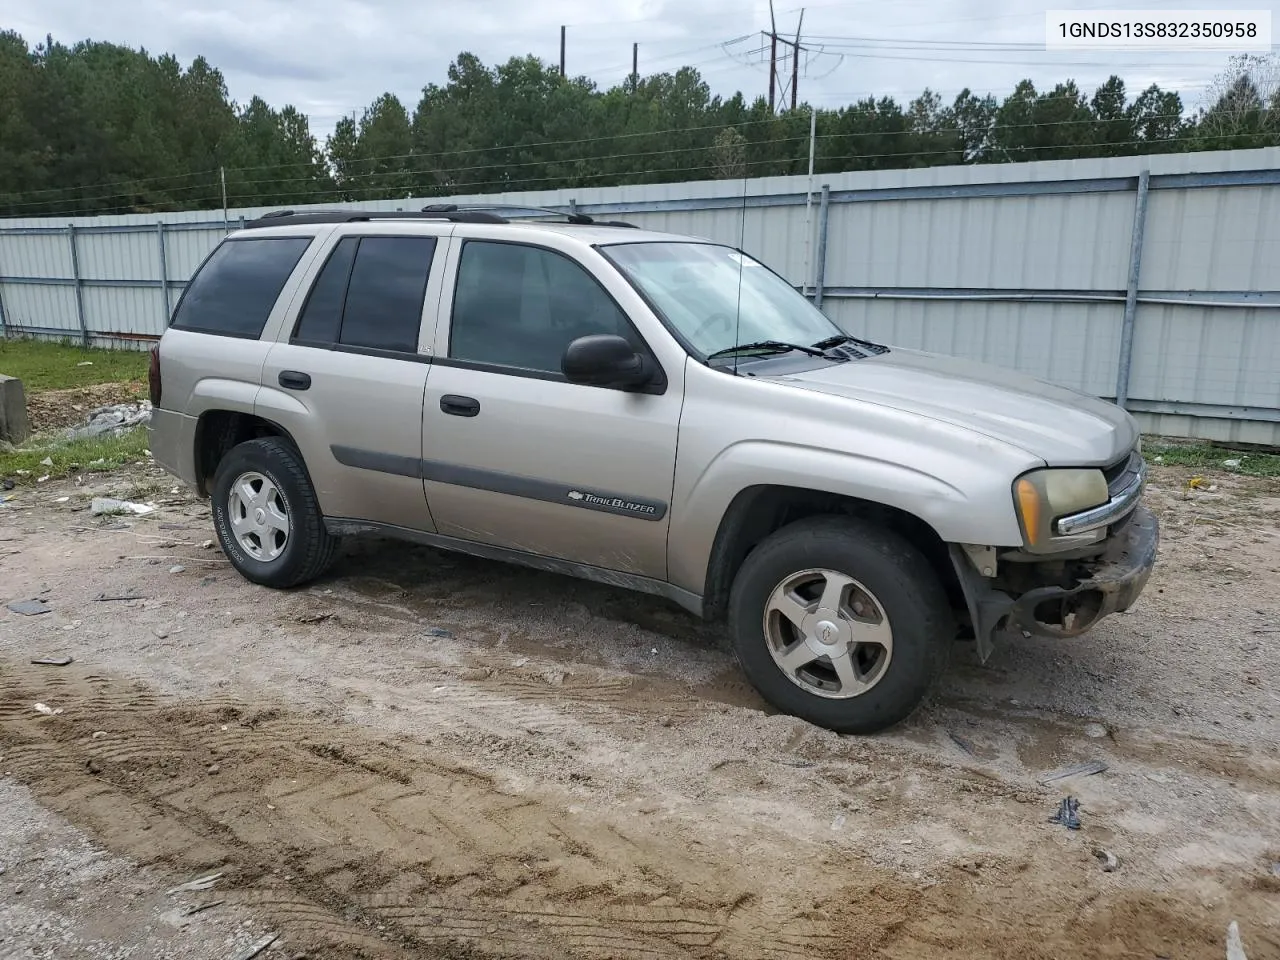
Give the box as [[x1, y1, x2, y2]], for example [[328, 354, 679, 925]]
[[728, 516, 953, 734], [211, 437, 338, 588]]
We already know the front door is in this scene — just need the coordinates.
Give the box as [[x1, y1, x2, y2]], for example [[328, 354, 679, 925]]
[[257, 228, 449, 532], [420, 237, 682, 579]]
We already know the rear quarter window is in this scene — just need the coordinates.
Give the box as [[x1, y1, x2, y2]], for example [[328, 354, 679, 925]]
[[171, 236, 312, 338]]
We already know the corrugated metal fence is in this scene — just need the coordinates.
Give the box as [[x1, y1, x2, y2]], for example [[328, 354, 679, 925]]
[[2, 147, 1279, 444]]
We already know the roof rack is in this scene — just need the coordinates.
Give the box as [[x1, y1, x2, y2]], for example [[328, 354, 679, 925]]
[[242, 208, 509, 229], [241, 205, 639, 231], [425, 203, 639, 229]]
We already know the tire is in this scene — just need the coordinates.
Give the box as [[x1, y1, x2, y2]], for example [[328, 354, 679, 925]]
[[727, 516, 954, 735], [210, 437, 338, 589]]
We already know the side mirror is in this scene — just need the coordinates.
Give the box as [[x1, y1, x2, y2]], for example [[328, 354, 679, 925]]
[[562, 334, 653, 389]]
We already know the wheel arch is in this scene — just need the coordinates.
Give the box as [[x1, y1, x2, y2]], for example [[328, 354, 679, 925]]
[[193, 410, 300, 497], [701, 485, 964, 623]]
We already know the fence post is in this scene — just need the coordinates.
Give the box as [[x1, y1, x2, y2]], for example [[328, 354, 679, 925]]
[[1115, 169, 1150, 410], [0, 237, 8, 339], [156, 221, 171, 326], [67, 223, 89, 346], [813, 184, 831, 310]]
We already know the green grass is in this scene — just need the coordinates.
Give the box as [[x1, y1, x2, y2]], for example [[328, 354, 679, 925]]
[[0, 426, 150, 487], [0, 338, 149, 391], [1144, 439, 1280, 478]]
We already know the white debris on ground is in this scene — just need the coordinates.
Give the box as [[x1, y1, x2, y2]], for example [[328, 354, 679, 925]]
[[65, 401, 151, 441]]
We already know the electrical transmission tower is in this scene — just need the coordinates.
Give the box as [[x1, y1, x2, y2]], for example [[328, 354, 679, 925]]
[[722, 3, 843, 113]]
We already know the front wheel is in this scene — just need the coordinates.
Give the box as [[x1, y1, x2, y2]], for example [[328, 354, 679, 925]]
[[211, 437, 338, 589], [727, 516, 954, 734]]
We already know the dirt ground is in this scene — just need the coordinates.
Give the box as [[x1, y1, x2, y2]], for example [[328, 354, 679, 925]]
[[1, 460, 1278, 959], [22, 383, 146, 434]]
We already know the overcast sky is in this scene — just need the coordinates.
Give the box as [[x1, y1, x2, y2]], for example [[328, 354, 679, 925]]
[[8, 0, 1279, 142]]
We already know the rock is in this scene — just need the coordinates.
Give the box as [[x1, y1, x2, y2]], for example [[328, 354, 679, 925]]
[[154, 628, 169, 639], [7, 599, 51, 616], [169, 565, 185, 575], [91, 498, 155, 516], [86, 758, 102, 775], [207, 763, 220, 775], [425, 627, 453, 638], [1226, 921, 1248, 960], [201, 539, 214, 549], [1084, 722, 1108, 738], [1094, 849, 1120, 872]]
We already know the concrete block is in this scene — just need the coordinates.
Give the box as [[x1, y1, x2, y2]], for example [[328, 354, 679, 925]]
[[0, 375, 31, 445]]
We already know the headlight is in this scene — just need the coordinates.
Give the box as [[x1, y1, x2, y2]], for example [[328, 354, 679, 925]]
[[1013, 468, 1109, 550]]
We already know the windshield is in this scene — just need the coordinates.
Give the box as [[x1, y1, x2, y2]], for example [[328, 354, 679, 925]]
[[603, 242, 843, 360]]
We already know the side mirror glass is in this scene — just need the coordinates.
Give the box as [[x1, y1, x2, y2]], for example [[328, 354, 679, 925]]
[[562, 334, 652, 389]]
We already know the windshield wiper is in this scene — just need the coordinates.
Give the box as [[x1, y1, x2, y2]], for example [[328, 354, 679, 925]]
[[706, 340, 828, 362]]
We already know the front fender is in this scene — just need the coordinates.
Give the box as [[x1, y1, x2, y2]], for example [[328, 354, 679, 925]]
[[666, 440, 1027, 598]]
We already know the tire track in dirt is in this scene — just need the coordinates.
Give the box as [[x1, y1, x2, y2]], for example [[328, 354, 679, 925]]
[[2, 661, 1272, 958], [0, 660, 893, 959]]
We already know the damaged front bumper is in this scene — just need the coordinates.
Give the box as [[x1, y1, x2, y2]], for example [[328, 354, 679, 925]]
[[950, 505, 1159, 662]]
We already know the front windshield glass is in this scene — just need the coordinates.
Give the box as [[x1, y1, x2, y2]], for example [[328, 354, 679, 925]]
[[603, 241, 843, 359]]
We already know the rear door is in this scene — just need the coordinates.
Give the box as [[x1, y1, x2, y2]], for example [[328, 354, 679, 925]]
[[257, 226, 450, 532]]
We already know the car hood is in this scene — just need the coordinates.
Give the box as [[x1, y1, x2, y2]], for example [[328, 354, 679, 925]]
[[763, 347, 1137, 465]]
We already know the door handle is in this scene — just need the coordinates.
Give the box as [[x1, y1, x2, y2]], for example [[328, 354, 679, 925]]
[[440, 394, 480, 417], [279, 370, 311, 391]]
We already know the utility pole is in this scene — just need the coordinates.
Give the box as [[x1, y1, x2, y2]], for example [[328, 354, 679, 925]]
[[767, 1, 778, 112], [559, 26, 566, 77], [791, 9, 804, 111], [632, 42, 638, 86], [220, 166, 228, 232]]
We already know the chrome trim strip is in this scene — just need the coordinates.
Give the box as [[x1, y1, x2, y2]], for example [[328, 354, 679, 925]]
[[1056, 458, 1147, 536]]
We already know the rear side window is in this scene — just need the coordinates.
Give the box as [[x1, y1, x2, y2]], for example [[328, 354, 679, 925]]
[[291, 236, 436, 354], [293, 237, 357, 345], [171, 237, 311, 338]]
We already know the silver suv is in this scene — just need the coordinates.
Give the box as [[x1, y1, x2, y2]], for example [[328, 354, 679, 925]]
[[148, 206, 1158, 734]]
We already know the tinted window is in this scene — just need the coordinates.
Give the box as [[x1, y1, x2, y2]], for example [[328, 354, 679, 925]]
[[172, 237, 311, 337], [293, 237, 358, 345], [450, 241, 636, 373], [338, 236, 436, 353]]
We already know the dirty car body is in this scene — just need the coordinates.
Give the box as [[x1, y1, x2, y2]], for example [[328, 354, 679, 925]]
[[148, 209, 1158, 734]]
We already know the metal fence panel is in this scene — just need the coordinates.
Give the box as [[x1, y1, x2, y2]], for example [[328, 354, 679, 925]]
[[81, 284, 166, 339], [0, 282, 80, 336], [1141, 184, 1280, 291], [827, 299, 1123, 398]]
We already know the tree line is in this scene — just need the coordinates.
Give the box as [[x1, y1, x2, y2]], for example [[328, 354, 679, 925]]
[[1, 30, 1278, 218]]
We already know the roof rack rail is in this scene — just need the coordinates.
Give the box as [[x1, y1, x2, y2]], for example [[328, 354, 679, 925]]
[[242, 208, 509, 229], [443, 203, 639, 229]]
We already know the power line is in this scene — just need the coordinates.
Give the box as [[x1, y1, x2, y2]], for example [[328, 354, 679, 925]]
[[15, 120, 1267, 221], [0, 100, 1220, 211]]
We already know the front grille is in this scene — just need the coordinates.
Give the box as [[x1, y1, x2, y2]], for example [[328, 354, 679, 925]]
[[1103, 450, 1142, 498]]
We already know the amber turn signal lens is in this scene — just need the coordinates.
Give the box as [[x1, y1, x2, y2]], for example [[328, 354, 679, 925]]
[[1015, 477, 1042, 546]]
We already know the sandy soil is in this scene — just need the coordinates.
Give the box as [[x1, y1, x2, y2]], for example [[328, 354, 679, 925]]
[[1, 461, 1278, 959]]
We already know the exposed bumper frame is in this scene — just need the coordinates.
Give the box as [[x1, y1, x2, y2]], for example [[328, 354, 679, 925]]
[[950, 504, 1159, 662]]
